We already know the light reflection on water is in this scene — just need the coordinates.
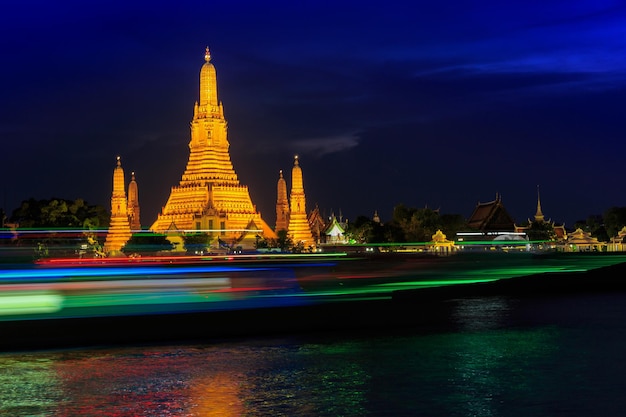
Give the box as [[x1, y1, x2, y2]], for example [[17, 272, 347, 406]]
[[2, 293, 626, 416]]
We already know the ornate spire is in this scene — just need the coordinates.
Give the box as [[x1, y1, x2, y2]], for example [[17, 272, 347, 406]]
[[534, 185, 545, 223], [113, 156, 125, 196], [291, 155, 303, 191], [275, 169, 290, 232], [128, 171, 140, 230], [105, 156, 131, 253], [288, 155, 313, 247], [199, 47, 218, 108]]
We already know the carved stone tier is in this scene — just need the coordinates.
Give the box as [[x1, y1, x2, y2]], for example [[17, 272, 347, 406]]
[[151, 48, 275, 244]]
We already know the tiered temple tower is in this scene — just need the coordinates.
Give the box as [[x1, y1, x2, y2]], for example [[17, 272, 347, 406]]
[[127, 171, 140, 230], [533, 185, 545, 223], [104, 156, 132, 253], [514, 185, 566, 241], [275, 170, 290, 232], [287, 155, 314, 247], [150, 47, 276, 243]]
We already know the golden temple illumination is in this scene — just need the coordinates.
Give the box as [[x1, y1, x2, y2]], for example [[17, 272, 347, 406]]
[[128, 171, 140, 231], [104, 156, 132, 253], [287, 155, 314, 247], [275, 170, 290, 232], [150, 47, 276, 245]]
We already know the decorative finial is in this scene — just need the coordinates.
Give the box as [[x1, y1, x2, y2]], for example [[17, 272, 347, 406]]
[[535, 184, 544, 221], [116, 155, 121, 166], [279, 169, 283, 177], [294, 155, 299, 166], [205, 46, 211, 62]]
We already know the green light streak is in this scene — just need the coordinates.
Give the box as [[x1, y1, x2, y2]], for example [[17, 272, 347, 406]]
[[375, 279, 498, 288], [60, 291, 232, 309], [0, 292, 63, 315]]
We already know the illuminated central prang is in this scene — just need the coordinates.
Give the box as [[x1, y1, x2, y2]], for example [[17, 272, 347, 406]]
[[150, 48, 276, 245]]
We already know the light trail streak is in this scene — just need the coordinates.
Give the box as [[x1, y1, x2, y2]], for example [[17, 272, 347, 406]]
[[0, 292, 63, 315], [0, 266, 268, 281], [0, 252, 625, 322]]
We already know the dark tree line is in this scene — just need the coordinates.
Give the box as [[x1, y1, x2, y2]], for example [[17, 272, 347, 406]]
[[4, 198, 626, 257], [123, 232, 173, 256], [573, 207, 626, 242], [346, 204, 466, 244], [8, 198, 109, 229], [347, 204, 626, 245], [1, 198, 110, 258]]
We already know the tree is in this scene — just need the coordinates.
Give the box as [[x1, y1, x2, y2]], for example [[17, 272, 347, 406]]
[[390, 205, 442, 242], [274, 229, 294, 252], [182, 232, 212, 254], [525, 221, 557, 243], [603, 207, 626, 239], [123, 232, 173, 256], [576, 214, 609, 242], [346, 215, 388, 243], [262, 229, 294, 252], [10, 198, 109, 229], [9, 198, 110, 258], [255, 235, 269, 249], [346, 215, 374, 243], [345, 207, 466, 244], [439, 214, 466, 240]]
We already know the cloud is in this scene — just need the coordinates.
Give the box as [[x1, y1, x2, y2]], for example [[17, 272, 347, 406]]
[[288, 133, 361, 157]]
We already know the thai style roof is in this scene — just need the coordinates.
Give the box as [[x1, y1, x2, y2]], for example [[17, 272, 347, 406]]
[[430, 229, 453, 245], [308, 204, 326, 233], [233, 219, 264, 248], [567, 228, 601, 245], [466, 194, 515, 231], [325, 216, 346, 236]]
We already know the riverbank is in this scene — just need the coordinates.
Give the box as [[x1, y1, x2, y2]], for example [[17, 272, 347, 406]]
[[393, 257, 626, 300]]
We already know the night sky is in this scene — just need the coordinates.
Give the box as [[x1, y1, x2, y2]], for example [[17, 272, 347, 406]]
[[2, 1, 625, 229]]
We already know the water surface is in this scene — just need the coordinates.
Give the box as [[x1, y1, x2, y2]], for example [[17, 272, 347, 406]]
[[2, 292, 626, 416]]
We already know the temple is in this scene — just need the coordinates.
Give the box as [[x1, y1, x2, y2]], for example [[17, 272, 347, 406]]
[[324, 214, 347, 245], [307, 204, 327, 244], [104, 157, 132, 253], [456, 193, 526, 246], [286, 156, 314, 247], [466, 193, 515, 231], [275, 170, 289, 232], [127, 172, 140, 231], [566, 228, 603, 251], [514, 186, 566, 242], [150, 48, 276, 244]]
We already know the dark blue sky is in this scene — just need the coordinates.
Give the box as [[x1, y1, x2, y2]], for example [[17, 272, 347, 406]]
[[2, 0, 626, 228]]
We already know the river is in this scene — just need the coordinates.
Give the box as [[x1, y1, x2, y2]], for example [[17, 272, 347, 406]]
[[2, 290, 625, 416]]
